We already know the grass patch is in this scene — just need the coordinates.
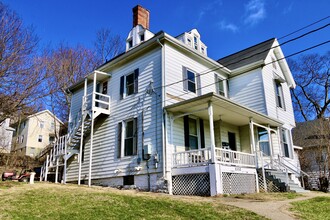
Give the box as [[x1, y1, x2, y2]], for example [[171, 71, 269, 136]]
[[0, 183, 266, 220], [0, 180, 25, 189], [290, 196, 330, 220], [229, 192, 302, 201]]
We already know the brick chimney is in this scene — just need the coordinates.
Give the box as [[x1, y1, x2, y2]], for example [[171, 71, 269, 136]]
[[133, 5, 150, 29]]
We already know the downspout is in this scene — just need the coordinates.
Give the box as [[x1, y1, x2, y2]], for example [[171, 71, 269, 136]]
[[157, 38, 167, 181]]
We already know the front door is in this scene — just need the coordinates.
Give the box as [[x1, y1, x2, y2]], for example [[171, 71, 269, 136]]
[[228, 132, 237, 151]]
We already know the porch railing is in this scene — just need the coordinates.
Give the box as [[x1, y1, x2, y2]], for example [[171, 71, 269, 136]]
[[84, 92, 110, 112], [215, 148, 255, 167], [172, 148, 256, 168], [172, 148, 211, 168]]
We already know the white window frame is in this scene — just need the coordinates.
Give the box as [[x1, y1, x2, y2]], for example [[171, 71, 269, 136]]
[[120, 118, 138, 157], [215, 74, 226, 96], [275, 80, 285, 110], [40, 121, 44, 129], [124, 72, 135, 98], [281, 129, 291, 158], [188, 116, 201, 150]]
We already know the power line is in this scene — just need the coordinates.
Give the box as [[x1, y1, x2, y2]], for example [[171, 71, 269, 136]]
[[279, 15, 330, 40]]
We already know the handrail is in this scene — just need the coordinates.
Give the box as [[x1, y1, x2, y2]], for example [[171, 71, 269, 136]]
[[278, 155, 310, 177]]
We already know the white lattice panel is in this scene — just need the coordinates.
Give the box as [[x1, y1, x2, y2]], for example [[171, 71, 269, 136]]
[[172, 173, 210, 196], [258, 174, 281, 192], [222, 172, 256, 194]]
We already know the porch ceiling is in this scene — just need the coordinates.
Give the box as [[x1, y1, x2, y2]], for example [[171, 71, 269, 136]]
[[165, 92, 283, 127], [86, 71, 111, 82]]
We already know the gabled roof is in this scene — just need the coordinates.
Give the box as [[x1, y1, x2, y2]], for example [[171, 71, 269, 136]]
[[217, 38, 275, 70]]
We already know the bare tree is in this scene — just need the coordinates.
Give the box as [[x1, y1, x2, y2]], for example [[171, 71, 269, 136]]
[[293, 118, 330, 191], [289, 52, 330, 122], [0, 2, 46, 123], [42, 44, 99, 123], [94, 28, 125, 63]]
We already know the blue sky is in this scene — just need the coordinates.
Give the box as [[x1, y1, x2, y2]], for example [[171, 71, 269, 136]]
[[3, 0, 329, 60]]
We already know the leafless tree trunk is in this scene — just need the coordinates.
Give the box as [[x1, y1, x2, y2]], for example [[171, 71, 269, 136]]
[[289, 52, 330, 122]]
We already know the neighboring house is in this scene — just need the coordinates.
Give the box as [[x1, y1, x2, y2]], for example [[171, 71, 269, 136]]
[[42, 5, 305, 195], [293, 118, 330, 191], [11, 110, 63, 158], [0, 118, 15, 153]]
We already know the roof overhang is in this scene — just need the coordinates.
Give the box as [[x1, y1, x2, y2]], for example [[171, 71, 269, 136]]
[[165, 92, 283, 127]]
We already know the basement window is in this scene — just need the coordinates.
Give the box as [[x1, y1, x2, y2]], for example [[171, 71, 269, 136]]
[[123, 175, 134, 185]]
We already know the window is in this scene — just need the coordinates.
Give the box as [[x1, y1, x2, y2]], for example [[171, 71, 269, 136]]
[[49, 136, 55, 143], [183, 67, 198, 93], [120, 69, 139, 99], [275, 80, 285, 109], [188, 118, 198, 150], [50, 122, 55, 129], [281, 129, 290, 158], [228, 132, 237, 151], [40, 121, 44, 128], [117, 118, 138, 157], [123, 175, 134, 185], [128, 39, 133, 48], [187, 38, 192, 46], [215, 74, 225, 96], [184, 116, 205, 150], [21, 135, 24, 144], [258, 128, 270, 156], [194, 36, 198, 50], [201, 47, 205, 54], [38, 135, 43, 142], [140, 33, 144, 42]]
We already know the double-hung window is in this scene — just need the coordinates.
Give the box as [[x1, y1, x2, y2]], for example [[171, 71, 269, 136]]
[[38, 135, 43, 143], [120, 69, 139, 99], [184, 116, 205, 150], [183, 67, 200, 94], [281, 129, 290, 158], [215, 74, 226, 96], [117, 118, 138, 157], [258, 128, 270, 156], [275, 80, 285, 109]]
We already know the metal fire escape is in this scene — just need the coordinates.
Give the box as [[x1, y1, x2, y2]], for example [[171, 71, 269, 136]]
[[40, 71, 111, 186]]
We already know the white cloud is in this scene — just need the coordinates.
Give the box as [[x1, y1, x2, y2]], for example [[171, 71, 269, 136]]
[[218, 20, 239, 33], [195, 0, 223, 25], [244, 0, 266, 26]]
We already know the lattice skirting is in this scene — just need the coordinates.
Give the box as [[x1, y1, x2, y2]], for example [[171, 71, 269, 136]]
[[258, 174, 281, 192], [222, 172, 256, 194], [172, 173, 210, 196]]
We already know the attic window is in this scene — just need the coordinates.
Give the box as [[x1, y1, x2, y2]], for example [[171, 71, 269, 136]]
[[140, 33, 145, 42], [201, 47, 205, 54], [194, 36, 198, 50], [128, 39, 133, 48], [187, 38, 192, 46]]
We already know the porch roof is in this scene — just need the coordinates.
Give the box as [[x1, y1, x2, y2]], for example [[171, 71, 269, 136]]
[[165, 92, 283, 127]]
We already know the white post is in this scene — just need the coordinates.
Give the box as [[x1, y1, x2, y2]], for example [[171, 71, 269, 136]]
[[45, 154, 49, 182], [167, 114, 173, 195], [63, 135, 67, 184], [267, 125, 274, 168], [260, 152, 267, 192], [88, 72, 97, 187], [208, 102, 216, 163], [249, 118, 259, 193], [55, 157, 59, 183]]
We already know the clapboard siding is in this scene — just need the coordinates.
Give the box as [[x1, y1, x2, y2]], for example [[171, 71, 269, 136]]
[[164, 44, 227, 106], [229, 69, 267, 114], [66, 48, 163, 182], [262, 53, 295, 127]]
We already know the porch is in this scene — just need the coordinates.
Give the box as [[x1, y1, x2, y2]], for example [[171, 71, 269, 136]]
[[165, 92, 284, 196]]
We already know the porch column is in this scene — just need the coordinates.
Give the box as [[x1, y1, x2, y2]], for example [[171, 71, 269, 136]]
[[208, 101, 221, 196], [267, 125, 274, 168], [249, 118, 259, 193], [208, 101, 216, 163], [88, 71, 97, 187]]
